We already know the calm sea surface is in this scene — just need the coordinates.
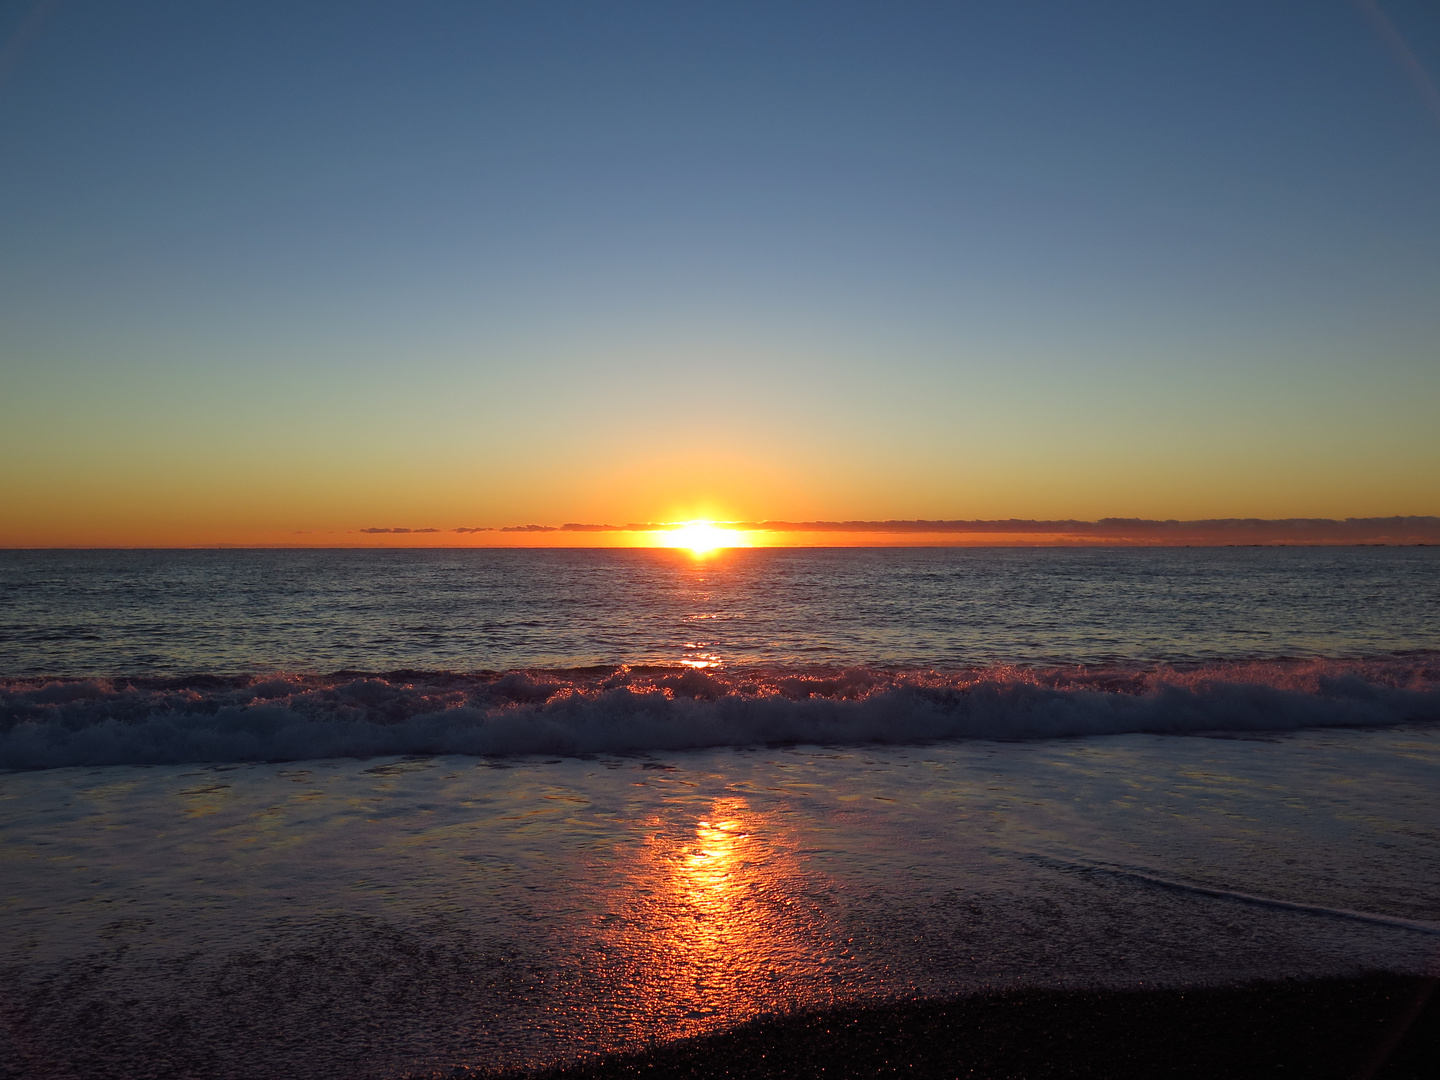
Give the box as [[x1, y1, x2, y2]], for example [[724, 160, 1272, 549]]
[[2, 546, 1437, 675]]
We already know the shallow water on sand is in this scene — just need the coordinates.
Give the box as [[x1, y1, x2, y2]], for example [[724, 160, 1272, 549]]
[[3, 726, 1437, 1079]]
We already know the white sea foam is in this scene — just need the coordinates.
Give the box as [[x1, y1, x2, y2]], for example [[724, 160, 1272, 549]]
[[3, 658, 1437, 770]]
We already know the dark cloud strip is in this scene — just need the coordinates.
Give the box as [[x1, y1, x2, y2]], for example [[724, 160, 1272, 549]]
[[734, 517, 1440, 540], [398, 517, 1440, 544]]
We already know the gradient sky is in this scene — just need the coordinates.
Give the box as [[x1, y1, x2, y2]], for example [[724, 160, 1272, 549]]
[[2, 0, 1438, 546]]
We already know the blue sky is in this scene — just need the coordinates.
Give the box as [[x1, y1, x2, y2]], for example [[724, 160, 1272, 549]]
[[1, 1, 1437, 543]]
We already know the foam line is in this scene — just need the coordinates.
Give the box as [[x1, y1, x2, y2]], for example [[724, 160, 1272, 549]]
[[1029, 854, 1440, 937], [2, 658, 1436, 770]]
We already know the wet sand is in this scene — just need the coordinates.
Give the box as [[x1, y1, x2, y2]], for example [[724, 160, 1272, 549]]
[[4, 735, 1437, 1077]]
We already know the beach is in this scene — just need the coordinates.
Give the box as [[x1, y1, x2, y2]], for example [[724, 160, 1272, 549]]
[[3, 728, 1437, 1077], [505, 975, 1440, 1079]]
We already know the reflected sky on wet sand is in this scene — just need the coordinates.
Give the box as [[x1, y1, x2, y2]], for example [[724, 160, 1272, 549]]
[[2, 729, 1438, 1077]]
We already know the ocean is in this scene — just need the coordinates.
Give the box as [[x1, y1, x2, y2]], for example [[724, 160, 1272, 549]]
[[2, 547, 1438, 1078]]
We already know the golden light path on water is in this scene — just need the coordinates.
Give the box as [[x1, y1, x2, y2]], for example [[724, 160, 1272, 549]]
[[578, 795, 863, 1045]]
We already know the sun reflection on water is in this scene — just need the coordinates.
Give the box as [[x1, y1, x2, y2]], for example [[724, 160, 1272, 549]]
[[586, 796, 859, 1045], [679, 812, 753, 946]]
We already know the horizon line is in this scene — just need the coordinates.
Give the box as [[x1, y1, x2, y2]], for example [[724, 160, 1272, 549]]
[[6, 515, 1440, 549]]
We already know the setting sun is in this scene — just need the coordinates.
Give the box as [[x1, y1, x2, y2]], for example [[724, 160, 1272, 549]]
[[661, 521, 745, 555]]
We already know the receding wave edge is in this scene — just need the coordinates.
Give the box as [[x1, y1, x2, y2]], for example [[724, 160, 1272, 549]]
[[2, 657, 1437, 770]]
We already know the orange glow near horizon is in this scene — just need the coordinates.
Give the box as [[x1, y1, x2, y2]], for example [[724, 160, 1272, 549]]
[[655, 521, 751, 555], [5, 507, 1440, 549]]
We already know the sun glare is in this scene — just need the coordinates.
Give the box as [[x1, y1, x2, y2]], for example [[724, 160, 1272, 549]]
[[662, 521, 744, 555]]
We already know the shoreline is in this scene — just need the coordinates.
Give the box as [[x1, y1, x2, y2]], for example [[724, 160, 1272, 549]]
[[461, 975, 1439, 1080]]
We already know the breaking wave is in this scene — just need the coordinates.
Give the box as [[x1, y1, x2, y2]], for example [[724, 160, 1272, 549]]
[[2, 657, 1437, 770]]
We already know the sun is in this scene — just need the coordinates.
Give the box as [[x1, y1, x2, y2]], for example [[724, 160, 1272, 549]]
[[662, 521, 744, 555]]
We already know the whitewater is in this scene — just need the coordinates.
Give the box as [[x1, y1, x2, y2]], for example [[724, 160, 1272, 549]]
[[3, 657, 1439, 769]]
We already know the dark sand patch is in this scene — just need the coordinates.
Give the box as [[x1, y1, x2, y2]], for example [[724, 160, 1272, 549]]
[[458, 974, 1438, 1080]]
